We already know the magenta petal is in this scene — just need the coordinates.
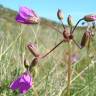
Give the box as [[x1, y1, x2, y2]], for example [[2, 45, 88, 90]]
[[19, 82, 31, 94], [16, 6, 40, 24], [19, 6, 38, 20], [10, 77, 20, 91], [16, 14, 32, 24]]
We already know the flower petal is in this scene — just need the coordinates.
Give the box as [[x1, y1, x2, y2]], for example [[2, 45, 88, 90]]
[[10, 77, 20, 91], [16, 14, 32, 24], [19, 6, 38, 19]]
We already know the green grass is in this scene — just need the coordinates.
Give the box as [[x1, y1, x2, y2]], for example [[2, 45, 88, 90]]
[[0, 9, 96, 96]]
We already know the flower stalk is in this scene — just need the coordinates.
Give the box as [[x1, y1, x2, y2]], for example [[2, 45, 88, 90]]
[[67, 41, 72, 96], [71, 18, 83, 34]]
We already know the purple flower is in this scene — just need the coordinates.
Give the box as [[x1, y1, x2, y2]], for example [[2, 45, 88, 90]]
[[10, 71, 33, 94], [16, 6, 40, 24]]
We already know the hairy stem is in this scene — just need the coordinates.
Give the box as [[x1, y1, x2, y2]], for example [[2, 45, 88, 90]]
[[67, 41, 72, 96]]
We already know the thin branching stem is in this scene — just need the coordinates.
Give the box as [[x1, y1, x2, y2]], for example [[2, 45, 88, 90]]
[[41, 40, 64, 58], [72, 39, 82, 49], [60, 20, 66, 30], [71, 18, 83, 34]]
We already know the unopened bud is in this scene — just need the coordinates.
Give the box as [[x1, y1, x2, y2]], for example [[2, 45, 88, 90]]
[[67, 15, 74, 27], [83, 14, 96, 22], [57, 9, 64, 20], [80, 32, 90, 48], [24, 59, 29, 70], [27, 43, 40, 57]]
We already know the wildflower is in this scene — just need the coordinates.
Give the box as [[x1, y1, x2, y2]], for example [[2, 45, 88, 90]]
[[67, 15, 74, 27], [83, 14, 96, 22], [27, 43, 41, 57], [57, 9, 64, 20], [16, 6, 40, 24], [10, 71, 33, 94]]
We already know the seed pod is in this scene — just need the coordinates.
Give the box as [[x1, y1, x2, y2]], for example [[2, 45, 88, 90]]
[[83, 14, 96, 22], [57, 9, 64, 20], [27, 43, 40, 57], [29, 57, 39, 72], [67, 15, 74, 27], [80, 32, 90, 48]]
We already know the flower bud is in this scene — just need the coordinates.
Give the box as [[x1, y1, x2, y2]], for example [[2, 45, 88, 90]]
[[57, 9, 64, 20], [67, 15, 74, 27], [24, 59, 29, 70], [27, 43, 41, 57], [83, 14, 96, 22], [80, 32, 90, 48]]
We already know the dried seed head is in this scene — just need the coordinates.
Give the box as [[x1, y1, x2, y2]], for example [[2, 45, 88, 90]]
[[80, 32, 90, 48], [83, 14, 96, 22], [67, 15, 74, 27], [57, 9, 64, 20], [27, 43, 40, 57]]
